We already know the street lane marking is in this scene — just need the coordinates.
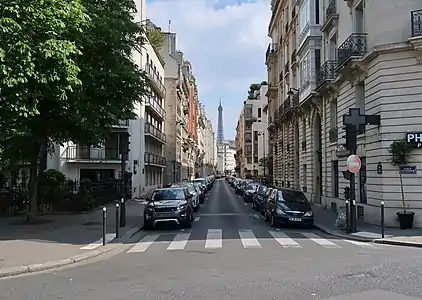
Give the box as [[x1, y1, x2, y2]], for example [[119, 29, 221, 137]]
[[239, 229, 261, 248], [127, 234, 160, 253], [300, 232, 341, 248], [253, 214, 262, 220], [205, 229, 222, 249], [167, 233, 190, 250], [81, 233, 116, 250], [342, 239, 376, 248], [194, 217, 200, 222], [269, 231, 302, 248], [244, 203, 248, 206]]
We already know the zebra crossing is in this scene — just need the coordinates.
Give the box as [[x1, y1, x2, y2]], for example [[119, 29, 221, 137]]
[[126, 229, 379, 253]]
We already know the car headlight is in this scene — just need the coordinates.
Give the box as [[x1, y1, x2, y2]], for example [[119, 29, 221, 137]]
[[276, 208, 286, 216], [304, 211, 313, 217], [146, 204, 155, 211], [178, 201, 188, 210]]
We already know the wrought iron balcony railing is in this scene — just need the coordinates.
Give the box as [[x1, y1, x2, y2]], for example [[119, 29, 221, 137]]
[[145, 63, 166, 96], [63, 146, 120, 161], [337, 33, 368, 68], [145, 97, 165, 119], [411, 9, 422, 37], [316, 60, 338, 86], [291, 49, 297, 64], [326, 0, 336, 17], [144, 152, 166, 166], [145, 122, 166, 142]]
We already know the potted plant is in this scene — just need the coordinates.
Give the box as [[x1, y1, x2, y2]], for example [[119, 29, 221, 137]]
[[388, 139, 414, 229]]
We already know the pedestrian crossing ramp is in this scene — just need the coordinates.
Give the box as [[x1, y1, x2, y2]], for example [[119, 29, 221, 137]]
[[126, 229, 378, 253]]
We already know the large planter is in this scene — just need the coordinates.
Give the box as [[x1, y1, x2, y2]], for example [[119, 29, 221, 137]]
[[397, 211, 415, 229]]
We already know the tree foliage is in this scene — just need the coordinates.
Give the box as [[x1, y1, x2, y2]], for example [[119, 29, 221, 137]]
[[0, 0, 149, 220], [146, 26, 165, 65]]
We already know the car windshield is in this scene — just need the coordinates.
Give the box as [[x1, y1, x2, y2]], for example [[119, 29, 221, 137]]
[[257, 186, 267, 195], [247, 184, 258, 190], [193, 179, 205, 185], [278, 190, 308, 203], [182, 185, 195, 193], [151, 189, 185, 201]]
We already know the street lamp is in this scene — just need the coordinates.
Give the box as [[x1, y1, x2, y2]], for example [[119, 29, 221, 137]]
[[258, 131, 266, 180]]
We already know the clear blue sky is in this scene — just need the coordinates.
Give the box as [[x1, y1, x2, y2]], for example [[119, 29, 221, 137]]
[[146, 0, 270, 140]]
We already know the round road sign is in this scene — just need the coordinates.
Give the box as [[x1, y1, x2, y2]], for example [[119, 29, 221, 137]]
[[347, 155, 361, 173]]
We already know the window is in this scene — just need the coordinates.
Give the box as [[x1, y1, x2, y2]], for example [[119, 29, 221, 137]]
[[258, 108, 261, 118], [315, 49, 321, 75], [330, 100, 337, 129], [359, 157, 367, 204], [299, 0, 310, 34], [299, 52, 310, 87], [315, 0, 320, 24], [302, 164, 307, 191]]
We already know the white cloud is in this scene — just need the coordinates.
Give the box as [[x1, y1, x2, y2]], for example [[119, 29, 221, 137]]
[[146, 0, 270, 138]]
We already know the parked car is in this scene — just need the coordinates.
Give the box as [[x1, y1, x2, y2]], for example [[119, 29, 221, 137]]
[[171, 182, 200, 211], [244, 182, 259, 202], [143, 187, 194, 229], [263, 188, 314, 228], [190, 181, 205, 203], [192, 178, 208, 194], [252, 184, 267, 212]]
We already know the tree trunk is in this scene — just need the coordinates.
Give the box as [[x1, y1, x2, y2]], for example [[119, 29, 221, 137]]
[[26, 142, 46, 222], [399, 169, 406, 214]]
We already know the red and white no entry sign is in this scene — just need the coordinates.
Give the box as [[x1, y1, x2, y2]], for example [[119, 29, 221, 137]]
[[347, 155, 361, 173]]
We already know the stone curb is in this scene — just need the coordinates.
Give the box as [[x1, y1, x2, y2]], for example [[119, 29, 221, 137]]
[[373, 238, 422, 248], [314, 223, 375, 242], [0, 224, 142, 279]]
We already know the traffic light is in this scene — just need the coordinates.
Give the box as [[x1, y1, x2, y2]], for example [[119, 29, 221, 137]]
[[343, 187, 350, 199], [119, 132, 130, 154], [342, 170, 351, 180], [342, 125, 356, 152]]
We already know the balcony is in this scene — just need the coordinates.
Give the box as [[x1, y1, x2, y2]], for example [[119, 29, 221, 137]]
[[111, 119, 129, 130], [321, 0, 338, 33], [267, 116, 276, 131], [145, 122, 166, 143], [145, 97, 165, 120], [316, 60, 338, 89], [63, 145, 121, 163], [244, 104, 256, 123], [411, 9, 422, 37], [145, 63, 166, 98], [285, 22, 289, 33], [337, 33, 368, 68], [292, 91, 299, 107], [144, 152, 166, 167], [266, 43, 277, 64]]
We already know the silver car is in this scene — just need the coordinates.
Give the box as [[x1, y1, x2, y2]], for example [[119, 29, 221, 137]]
[[172, 183, 200, 211]]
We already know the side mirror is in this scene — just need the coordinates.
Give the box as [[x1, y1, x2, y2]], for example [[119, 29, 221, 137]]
[[146, 197, 151, 202]]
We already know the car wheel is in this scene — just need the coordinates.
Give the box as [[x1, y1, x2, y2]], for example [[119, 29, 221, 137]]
[[264, 211, 269, 222]]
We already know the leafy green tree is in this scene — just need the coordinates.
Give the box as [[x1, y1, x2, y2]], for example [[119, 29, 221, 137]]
[[0, 0, 149, 221], [0, 0, 90, 220], [146, 26, 165, 65]]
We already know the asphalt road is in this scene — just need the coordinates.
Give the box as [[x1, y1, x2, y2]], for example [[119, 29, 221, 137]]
[[2, 179, 422, 300]]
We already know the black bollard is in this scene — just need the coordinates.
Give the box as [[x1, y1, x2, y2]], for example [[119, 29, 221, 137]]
[[381, 201, 385, 238], [120, 197, 126, 227], [352, 200, 357, 233], [345, 200, 350, 233], [102, 207, 107, 246], [115, 203, 120, 239]]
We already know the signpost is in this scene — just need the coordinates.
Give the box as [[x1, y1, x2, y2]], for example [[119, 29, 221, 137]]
[[347, 155, 361, 173], [342, 108, 380, 233]]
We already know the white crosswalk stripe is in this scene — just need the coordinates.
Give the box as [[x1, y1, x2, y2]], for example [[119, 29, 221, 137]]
[[300, 232, 341, 248], [205, 229, 223, 249], [167, 233, 190, 250], [124, 229, 379, 254], [269, 231, 302, 248], [239, 229, 261, 248], [127, 234, 160, 253]]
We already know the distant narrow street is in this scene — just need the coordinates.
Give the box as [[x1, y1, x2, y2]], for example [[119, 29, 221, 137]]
[[1, 180, 422, 300]]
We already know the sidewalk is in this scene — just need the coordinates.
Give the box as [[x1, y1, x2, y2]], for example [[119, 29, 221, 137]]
[[0, 200, 145, 278], [313, 204, 422, 247]]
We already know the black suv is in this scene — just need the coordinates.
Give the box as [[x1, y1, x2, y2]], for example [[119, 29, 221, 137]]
[[264, 188, 314, 228], [143, 187, 194, 229]]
